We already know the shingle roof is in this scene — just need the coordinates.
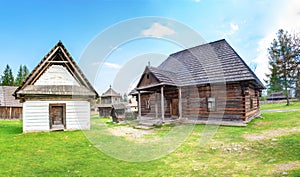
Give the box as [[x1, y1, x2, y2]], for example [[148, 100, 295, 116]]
[[147, 66, 177, 85], [0, 86, 22, 107], [17, 85, 96, 96], [138, 39, 265, 89], [101, 86, 121, 97]]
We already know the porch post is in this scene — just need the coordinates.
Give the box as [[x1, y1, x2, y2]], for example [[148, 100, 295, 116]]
[[161, 86, 165, 122], [138, 91, 141, 120], [155, 92, 158, 119], [178, 87, 182, 119]]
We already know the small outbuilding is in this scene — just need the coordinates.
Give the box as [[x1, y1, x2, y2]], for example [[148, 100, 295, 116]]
[[14, 42, 98, 132], [0, 86, 22, 119], [98, 86, 123, 117]]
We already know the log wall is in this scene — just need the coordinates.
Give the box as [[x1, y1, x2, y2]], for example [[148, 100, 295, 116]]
[[139, 82, 261, 122], [0, 107, 22, 119]]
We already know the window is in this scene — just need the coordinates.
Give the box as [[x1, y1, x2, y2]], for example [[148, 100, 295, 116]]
[[146, 74, 150, 79], [207, 97, 216, 112], [250, 97, 253, 109]]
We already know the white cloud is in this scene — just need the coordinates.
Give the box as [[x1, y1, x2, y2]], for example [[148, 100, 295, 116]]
[[230, 22, 239, 31], [141, 22, 175, 37], [277, 0, 300, 32], [252, 0, 300, 85], [91, 61, 121, 69], [220, 22, 239, 38], [252, 34, 275, 84], [194, 0, 201, 2], [103, 62, 122, 69]]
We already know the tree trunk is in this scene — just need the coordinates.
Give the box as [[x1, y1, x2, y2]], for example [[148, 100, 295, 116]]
[[286, 95, 290, 106], [285, 87, 290, 106]]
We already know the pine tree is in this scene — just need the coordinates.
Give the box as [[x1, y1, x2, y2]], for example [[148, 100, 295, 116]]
[[123, 93, 128, 102], [1, 64, 14, 86], [15, 65, 23, 86], [265, 62, 282, 93], [22, 65, 29, 81], [267, 29, 299, 105]]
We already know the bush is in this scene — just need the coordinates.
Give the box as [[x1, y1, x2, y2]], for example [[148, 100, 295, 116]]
[[260, 96, 267, 101]]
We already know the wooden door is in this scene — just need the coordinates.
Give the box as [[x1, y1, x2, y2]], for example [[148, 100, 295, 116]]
[[171, 98, 179, 117], [49, 104, 66, 129]]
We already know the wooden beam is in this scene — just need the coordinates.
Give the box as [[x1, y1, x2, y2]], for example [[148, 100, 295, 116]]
[[178, 87, 182, 119], [161, 86, 165, 122], [138, 91, 141, 120], [47, 61, 68, 63]]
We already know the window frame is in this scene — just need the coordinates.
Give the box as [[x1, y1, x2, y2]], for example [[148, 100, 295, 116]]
[[207, 97, 216, 112]]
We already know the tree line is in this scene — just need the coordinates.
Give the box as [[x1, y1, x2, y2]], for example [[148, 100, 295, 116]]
[[0, 64, 30, 87], [265, 29, 300, 105]]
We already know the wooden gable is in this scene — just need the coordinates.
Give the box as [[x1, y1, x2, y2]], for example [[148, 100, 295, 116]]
[[14, 41, 98, 99], [136, 67, 160, 88]]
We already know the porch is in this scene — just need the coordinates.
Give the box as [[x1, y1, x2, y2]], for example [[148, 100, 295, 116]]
[[136, 85, 183, 122]]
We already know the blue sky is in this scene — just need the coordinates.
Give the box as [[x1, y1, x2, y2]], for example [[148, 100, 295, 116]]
[[0, 0, 299, 94]]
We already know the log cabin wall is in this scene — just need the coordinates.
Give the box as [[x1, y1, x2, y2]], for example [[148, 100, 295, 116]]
[[139, 82, 261, 121], [244, 86, 260, 121], [181, 83, 245, 121]]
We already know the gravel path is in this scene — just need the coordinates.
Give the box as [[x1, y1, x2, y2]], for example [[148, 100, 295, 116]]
[[244, 126, 300, 141]]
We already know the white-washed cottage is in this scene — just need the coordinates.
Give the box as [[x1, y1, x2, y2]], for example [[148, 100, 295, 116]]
[[14, 41, 98, 132]]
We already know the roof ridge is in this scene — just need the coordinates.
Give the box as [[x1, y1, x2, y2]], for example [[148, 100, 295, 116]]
[[102, 86, 120, 96], [148, 66, 177, 74], [169, 39, 226, 57]]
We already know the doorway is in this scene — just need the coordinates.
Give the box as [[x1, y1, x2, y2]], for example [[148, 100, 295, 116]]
[[49, 103, 66, 130], [171, 98, 179, 118]]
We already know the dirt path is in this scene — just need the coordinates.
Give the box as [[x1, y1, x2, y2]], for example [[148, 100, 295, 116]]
[[273, 161, 300, 175], [107, 126, 154, 141], [244, 126, 300, 141]]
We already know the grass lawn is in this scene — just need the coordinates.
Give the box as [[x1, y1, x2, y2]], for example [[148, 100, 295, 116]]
[[0, 103, 299, 176], [260, 101, 300, 110]]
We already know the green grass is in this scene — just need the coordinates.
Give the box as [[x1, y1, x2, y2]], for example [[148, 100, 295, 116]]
[[261, 101, 300, 110], [0, 106, 300, 176]]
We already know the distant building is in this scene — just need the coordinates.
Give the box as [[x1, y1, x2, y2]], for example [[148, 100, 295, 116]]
[[0, 86, 22, 119], [98, 86, 123, 117], [266, 91, 292, 100]]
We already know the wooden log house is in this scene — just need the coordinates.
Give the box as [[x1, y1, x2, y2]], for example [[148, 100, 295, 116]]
[[133, 39, 265, 125], [0, 86, 22, 119], [14, 42, 98, 132]]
